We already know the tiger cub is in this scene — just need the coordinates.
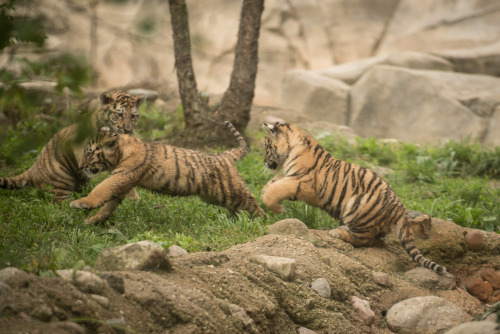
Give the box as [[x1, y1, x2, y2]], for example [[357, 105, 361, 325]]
[[261, 122, 446, 274], [70, 122, 267, 224], [0, 91, 145, 202]]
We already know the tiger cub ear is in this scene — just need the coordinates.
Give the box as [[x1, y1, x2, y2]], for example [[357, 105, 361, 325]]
[[262, 122, 280, 138], [100, 131, 119, 148], [100, 92, 114, 105]]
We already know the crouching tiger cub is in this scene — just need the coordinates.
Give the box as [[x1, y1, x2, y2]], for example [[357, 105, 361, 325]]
[[70, 122, 267, 224], [0, 91, 145, 202], [261, 122, 446, 274]]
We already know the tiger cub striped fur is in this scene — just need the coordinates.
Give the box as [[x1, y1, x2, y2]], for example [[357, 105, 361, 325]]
[[70, 122, 267, 224], [261, 122, 446, 274], [0, 91, 145, 202]]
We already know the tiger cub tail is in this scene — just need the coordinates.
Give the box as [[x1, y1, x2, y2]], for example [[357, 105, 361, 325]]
[[223, 121, 249, 161], [396, 216, 447, 274], [0, 171, 33, 190]]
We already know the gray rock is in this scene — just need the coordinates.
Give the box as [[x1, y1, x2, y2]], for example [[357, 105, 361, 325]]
[[49, 321, 86, 334], [311, 278, 331, 299], [99, 272, 125, 294], [229, 303, 254, 327], [350, 65, 500, 145], [0, 267, 25, 282], [127, 88, 158, 102], [251, 255, 296, 280], [94, 240, 172, 271], [167, 244, 188, 257], [298, 327, 318, 334], [278, 70, 350, 125], [351, 296, 376, 326], [372, 272, 393, 288], [0, 281, 12, 295], [56, 269, 108, 294], [30, 304, 53, 322], [405, 267, 456, 290], [266, 219, 312, 240], [445, 320, 500, 334], [386, 296, 465, 334], [90, 294, 110, 308]]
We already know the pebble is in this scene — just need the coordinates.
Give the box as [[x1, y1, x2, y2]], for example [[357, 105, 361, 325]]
[[311, 278, 331, 299], [372, 272, 393, 288], [167, 245, 189, 257], [465, 230, 485, 251], [466, 277, 493, 302], [351, 296, 375, 326]]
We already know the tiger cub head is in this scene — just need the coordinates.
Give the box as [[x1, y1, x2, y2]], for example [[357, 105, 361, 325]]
[[81, 132, 120, 178], [262, 122, 298, 171], [93, 91, 145, 134]]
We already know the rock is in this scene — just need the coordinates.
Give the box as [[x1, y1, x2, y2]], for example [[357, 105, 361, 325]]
[[408, 211, 432, 239], [0, 267, 26, 282], [317, 51, 454, 85], [49, 321, 86, 334], [127, 88, 158, 102], [0, 281, 12, 295], [311, 278, 331, 299], [167, 245, 189, 257], [229, 304, 254, 327], [90, 294, 110, 308], [56, 270, 108, 295], [351, 296, 375, 326], [466, 277, 493, 302], [372, 272, 393, 288], [405, 267, 456, 290], [30, 304, 53, 322], [482, 269, 500, 290], [251, 255, 296, 280], [278, 70, 350, 125], [386, 296, 465, 334], [298, 327, 318, 334], [94, 240, 172, 271], [266, 219, 312, 240], [444, 320, 500, 334], [350, 65, 500, 144], [99, 273, 125, 294], [466, 230, 485, 251]]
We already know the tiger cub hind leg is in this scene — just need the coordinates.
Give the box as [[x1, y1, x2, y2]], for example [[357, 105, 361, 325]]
[[328, 226, 376, 247]]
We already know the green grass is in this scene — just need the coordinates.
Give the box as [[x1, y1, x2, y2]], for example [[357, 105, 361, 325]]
[[1, 108, 499, 272]]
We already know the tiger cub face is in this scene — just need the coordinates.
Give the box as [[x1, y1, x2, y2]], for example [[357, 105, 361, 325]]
[[81, 132, 119, 178], [263, 122, 293, 171], [93, 91, 145, 134]]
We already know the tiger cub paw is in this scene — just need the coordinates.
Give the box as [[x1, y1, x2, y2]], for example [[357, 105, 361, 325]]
[[266, 203, 286, 214], [70, 198, 95, 210]]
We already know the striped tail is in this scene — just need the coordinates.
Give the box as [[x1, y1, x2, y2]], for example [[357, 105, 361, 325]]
[[397, 216, 447, 275], [224, 121, 249, 161], [0, 172, 33, 190]]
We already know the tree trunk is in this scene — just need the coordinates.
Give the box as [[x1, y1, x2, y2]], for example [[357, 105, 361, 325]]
[[216, 0, 265, 131], [168, 0, 209, 132]]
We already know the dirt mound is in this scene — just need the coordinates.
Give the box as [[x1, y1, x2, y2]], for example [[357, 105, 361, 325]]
[[0, 219, 499, 333]]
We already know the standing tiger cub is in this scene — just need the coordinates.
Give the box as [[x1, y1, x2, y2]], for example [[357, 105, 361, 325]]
[[261, 122, 446, 274], [0, 91, 145, 202], [70, 122, 267, 224]]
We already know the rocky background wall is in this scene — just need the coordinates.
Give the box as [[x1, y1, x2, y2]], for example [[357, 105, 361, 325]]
[[9, 0, 500, 144]]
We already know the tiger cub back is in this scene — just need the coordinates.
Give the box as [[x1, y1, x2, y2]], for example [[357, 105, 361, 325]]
[[0, 91, 145, 202], [70, 122, 267, 224], [261, 122, 446, 274]]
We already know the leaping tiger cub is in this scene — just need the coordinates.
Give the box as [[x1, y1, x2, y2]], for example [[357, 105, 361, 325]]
[[0, 91, 145, 202], [261, 122, 446, 274], [70, 122, 267, 224]]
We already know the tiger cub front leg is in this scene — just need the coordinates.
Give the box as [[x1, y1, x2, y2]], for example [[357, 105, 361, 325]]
[[84, 198, 123, 225], [70, 176, 131, 210], [261, 177, 299, 214]]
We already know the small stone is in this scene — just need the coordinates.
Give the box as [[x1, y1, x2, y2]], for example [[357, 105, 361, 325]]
[[229, 304, 254, 327], [298, 327, 318, 334], [57, 270, 108, 294], [0, 267, 26, 282], [372, 272, 393, 288], [351, 296, 375, 326], [444, 320, 500, 334], [0, 281, 12, 295], [49, 321, 86, 334], [252, 255, 296, 280], [167, 245, 188, 257], [311, 278, 331, 299], [90, 294, 110, 308], [100, 273, 125, 294], [481, 269, 500, 290], [466, 277, 493, 302], [30, 304, 53, 322], [266, 219, 313, 240], [465, 230, 485, 251], [405, 267, 456, 290]]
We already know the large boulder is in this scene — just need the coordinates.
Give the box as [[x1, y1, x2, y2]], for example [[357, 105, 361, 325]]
[[349, 65, 500, 144]]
